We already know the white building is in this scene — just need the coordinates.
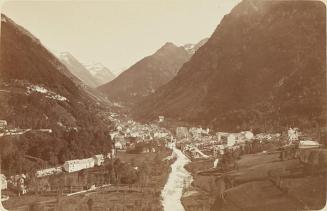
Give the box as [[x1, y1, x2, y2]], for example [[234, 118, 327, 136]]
[[63, 158, 95, 173], [159, 116, 164, 122], [0, 120, 7, 129], [0, 174, 7, 190], [176, 127, 190, 140], [110, 131, 119, 140], [130, 132, 140, 138], [288, 128, 300, 142], [93, 154, 104, 166], [154, 132, 169, 139], [36, 167, 62, 178], [217, 131, 254, 146], [115, 141, 124, 150], [107, 148, 116, 159]]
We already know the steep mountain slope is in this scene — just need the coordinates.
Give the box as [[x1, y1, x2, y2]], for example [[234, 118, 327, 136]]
[[132, 0, 326, 132], [84, 62, 115, 85], [0, 14, 112, 174], [57, 52, 99, 88], [98, 40, 206, 105]]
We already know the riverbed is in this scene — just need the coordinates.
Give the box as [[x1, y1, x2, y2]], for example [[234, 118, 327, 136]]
[[161, 144, 193, 211]]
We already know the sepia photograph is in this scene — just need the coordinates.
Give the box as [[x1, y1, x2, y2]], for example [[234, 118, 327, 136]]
[[0, 0, 326, 210]]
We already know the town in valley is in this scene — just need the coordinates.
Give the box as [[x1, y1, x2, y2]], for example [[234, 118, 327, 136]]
[[0, 0, 326, 211]]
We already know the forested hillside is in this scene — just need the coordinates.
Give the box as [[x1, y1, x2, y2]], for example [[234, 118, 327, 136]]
[[0, 14, 112, 175], [132, 0, 326, 133]]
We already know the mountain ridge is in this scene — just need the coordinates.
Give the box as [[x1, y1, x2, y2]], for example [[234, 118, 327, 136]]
[[132, 0, 326, 132], [98, 39, 207, 105]]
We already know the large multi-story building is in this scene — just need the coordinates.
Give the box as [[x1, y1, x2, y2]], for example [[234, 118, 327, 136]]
[[63, 158, 95, 173]]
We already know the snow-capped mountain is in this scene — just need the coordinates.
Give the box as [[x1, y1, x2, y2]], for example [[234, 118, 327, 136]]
[[183, 38, 209, 55], [84, 62, 116, 85], [56, 52, 99, 88]]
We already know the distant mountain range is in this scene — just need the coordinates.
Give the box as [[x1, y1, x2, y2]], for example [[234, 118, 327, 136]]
[[56, 52, 115, 88], [56, 52, 99, 88], [0, 14, 112, 173], [132, 0, 326, 132], [98, 39, 207, 105], [84, 62, 115, 86]]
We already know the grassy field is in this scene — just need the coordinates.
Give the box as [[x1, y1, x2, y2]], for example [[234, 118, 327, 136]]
[[182, 151, 326, 211]]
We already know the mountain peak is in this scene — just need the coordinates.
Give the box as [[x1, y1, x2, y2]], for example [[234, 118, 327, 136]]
[[154, 42, 180, 55], [162, 42, 177, 48], [84, 62, 115, 85], [98, 41, 191, 104]]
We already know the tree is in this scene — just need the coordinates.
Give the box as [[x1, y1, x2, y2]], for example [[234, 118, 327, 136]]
[[87, 198, 94, 211]]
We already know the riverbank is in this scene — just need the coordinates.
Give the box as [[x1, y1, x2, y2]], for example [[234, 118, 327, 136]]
[[181, 151, 326, 211]]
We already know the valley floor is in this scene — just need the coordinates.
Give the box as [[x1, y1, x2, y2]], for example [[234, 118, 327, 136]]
[[181, 151, 326, 211]]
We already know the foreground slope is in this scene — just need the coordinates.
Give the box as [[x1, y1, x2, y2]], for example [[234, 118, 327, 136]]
[[0, 14, 112, 173], [133, 0, 326, 131]]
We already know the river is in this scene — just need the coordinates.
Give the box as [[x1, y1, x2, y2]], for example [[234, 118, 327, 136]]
[[161, 144, 193, 211]]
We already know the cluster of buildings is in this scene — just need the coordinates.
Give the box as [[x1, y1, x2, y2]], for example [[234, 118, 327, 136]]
[[176, 126, 281, 160], [0, 154, 106, 197], [108, 114, 173, 153], [0, 120, 29, 137], [0, 119, 52, 137], [6, 174, 27, 195]]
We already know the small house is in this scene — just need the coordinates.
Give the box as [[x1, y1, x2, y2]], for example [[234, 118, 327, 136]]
[[93, 154, 104, 166], [159, 116, 164, 122], [0, 174, 7, 190], [0, 120, 7, 129], [176, 127, 190, 140], [115, 141, 124, 150]]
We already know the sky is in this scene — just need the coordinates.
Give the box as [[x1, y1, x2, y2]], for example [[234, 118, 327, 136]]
[[1, 0, 240, 75]]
